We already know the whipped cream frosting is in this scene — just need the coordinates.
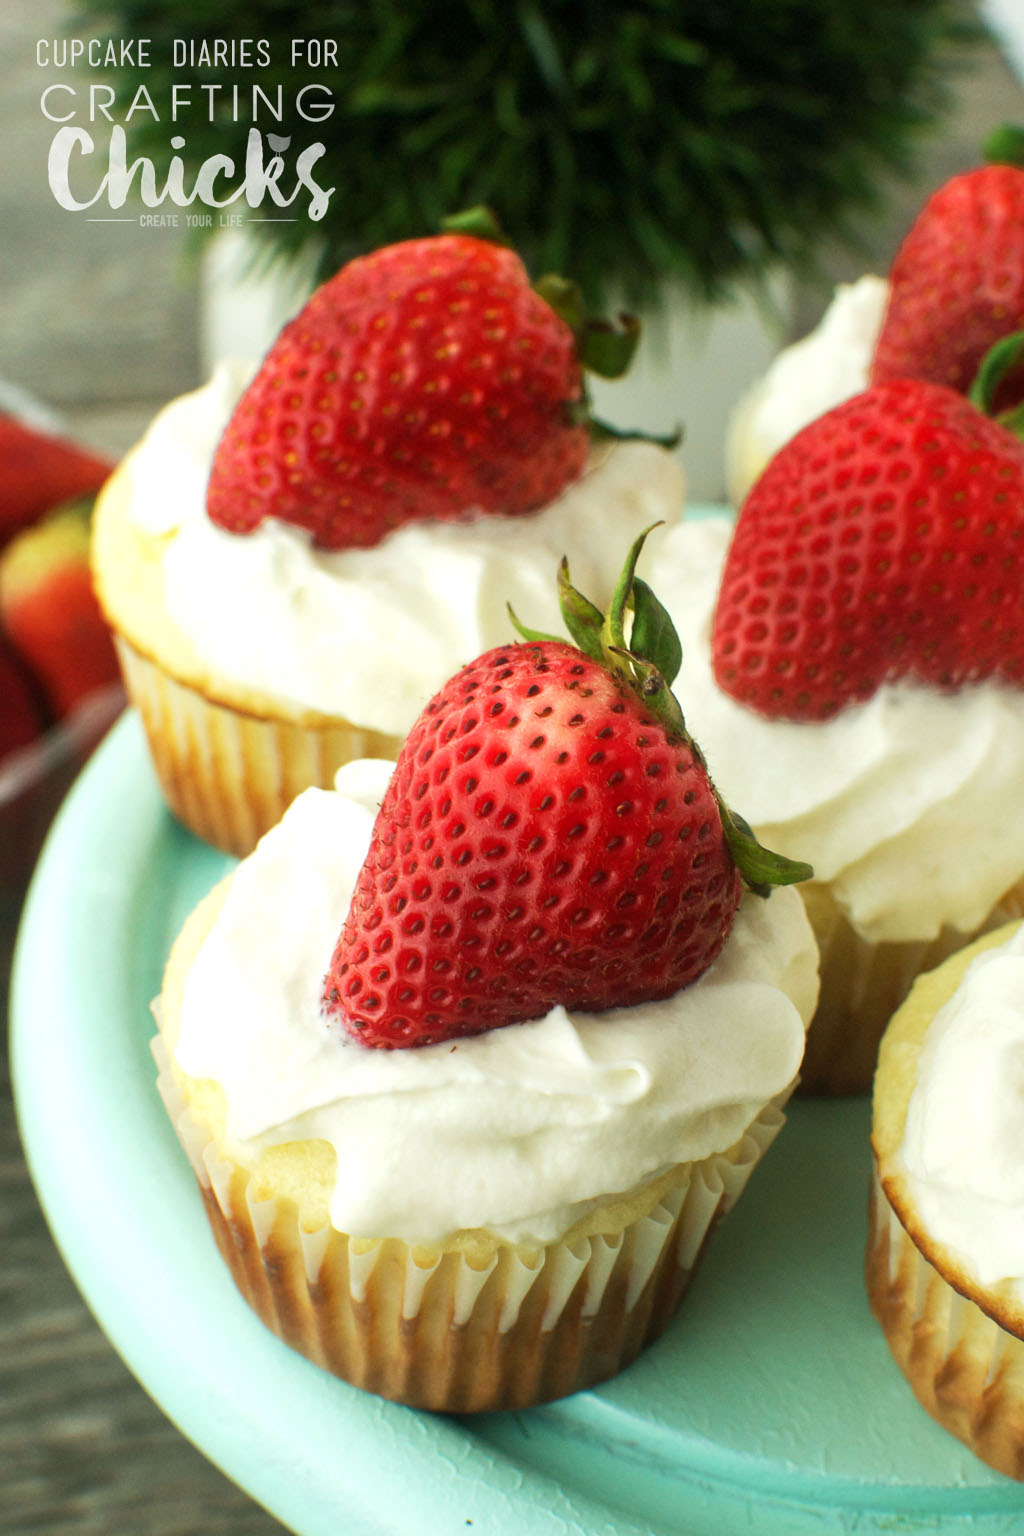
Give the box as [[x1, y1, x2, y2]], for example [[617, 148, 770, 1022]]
[[124, 365, 685, 735], [899, 924, 1024, 1301], [173, 758, 818, 1247], [655, 517, 1024, 945], [725, 275, 888, 504]]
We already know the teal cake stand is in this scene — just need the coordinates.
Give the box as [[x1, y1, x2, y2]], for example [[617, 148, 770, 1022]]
[[12, 710, 1024, 1534]]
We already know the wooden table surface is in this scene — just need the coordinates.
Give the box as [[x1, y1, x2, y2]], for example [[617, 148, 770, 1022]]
[[3, 872, 289, 1536]]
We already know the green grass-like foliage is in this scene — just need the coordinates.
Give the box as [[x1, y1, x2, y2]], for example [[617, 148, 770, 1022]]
[[72, 0, 980, 305]]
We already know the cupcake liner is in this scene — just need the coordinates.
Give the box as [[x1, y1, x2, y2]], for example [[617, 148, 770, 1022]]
[[866, 1168, 1024, 1480], [153, 1032, 791, 1413], [798, 879, 1024, 1096], [114, 634, 402, 856]]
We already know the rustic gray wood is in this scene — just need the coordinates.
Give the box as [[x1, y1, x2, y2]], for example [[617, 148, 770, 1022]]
[[2, 924, 290, 1536]]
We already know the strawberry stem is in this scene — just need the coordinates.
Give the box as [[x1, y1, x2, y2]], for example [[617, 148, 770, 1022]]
[[510, 529, 813, 896]]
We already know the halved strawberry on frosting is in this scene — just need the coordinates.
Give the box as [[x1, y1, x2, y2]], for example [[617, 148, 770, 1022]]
[[712, 354, 1024, 723], [206, 207, 653, 552]]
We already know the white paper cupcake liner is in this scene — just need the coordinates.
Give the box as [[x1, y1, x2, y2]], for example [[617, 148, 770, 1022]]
[[799, 879, 1024, 1096], [153, 1032, 791, 1412], [866, 1168, 1024, 1479], [114, 634, 402, 854]]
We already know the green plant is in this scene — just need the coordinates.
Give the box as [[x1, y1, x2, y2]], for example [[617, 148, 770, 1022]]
[[71, 0, 982, 305]]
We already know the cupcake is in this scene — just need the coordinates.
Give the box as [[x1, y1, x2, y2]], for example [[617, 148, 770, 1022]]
[[151, 538, 818, 1411], [655, 365, 1024, 1094], [92, 216, 683, 856], [656, 150, 1024, 1097], [867, 919, 1024, 1479]]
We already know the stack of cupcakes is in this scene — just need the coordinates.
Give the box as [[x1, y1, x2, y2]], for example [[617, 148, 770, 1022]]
[[100, 147, 1024, 1461], [95, 216, 819, 1413]]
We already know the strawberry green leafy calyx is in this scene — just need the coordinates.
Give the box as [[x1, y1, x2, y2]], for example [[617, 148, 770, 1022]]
[[969, 331, 1024, 442], [322, 533, 810, 1050]]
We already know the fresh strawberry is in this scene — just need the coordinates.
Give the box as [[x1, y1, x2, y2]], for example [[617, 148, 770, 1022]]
[[711, 374, 1024, 723], [0, 504, 120, 720], [0, 636, 45, 763], [870, 160, 1024, 412], [0, 414, 114, 547], [207, 211, 642, 551], [323, 532, 809, 1048]]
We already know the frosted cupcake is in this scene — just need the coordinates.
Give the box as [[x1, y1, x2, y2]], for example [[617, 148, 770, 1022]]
[[868, 920, 1024, 1479], [92, 217, 682, 855], [684, 155, 1024, 1093], [152, 539, 817, 1410], [655, 363, 1024, 1093]]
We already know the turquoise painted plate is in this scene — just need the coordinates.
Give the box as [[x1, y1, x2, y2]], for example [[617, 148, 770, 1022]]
[[12, 710, 1024, 1535]]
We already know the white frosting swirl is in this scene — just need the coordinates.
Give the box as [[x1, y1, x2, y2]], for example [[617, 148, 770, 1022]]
[[725, 275, 888, 505], [899, 924, 1024, 1301], [173, 759, 817, 1246], [124, 366, 685, 735], [655, 517, 1024, 945]]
